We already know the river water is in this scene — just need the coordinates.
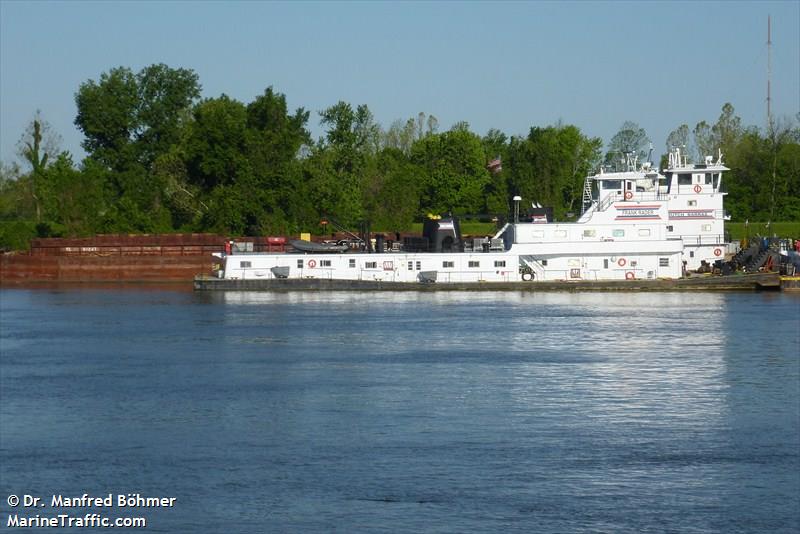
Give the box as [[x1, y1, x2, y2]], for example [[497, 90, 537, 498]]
[[1, 288, 798, 532]]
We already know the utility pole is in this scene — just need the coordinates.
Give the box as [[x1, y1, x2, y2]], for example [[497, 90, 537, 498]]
[[767, 15, 772, 128], [767, 15, 776, 222]]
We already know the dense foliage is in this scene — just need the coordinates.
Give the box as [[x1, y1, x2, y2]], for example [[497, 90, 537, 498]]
[[1, 64, 798, 249]]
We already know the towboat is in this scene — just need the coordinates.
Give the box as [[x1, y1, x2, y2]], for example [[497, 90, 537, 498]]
[[211, 148, 733, 284]]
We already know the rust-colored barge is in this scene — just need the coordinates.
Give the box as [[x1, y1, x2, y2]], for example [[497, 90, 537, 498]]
[[1, 234, 230, 284]]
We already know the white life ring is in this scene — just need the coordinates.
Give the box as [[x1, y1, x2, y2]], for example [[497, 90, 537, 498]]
[[618, 258, 627, 267], [713, 248, 722, 257], [624, 191, 633, 200], [307, 259, 317, 268], [625, 271, 635, 280], [694, 184, 702, 193]]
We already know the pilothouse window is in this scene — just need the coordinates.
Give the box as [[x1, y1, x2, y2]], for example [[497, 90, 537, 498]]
[[678, 174, 692, 185]]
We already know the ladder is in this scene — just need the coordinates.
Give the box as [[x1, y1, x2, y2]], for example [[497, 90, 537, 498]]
[[581, 175, 593, 215]]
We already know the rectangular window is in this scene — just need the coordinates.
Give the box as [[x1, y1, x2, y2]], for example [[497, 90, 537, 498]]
[[349, 259, 356, 268], [666, 225, 673, 232], [554, 230, 567, 238], [583, 229, 596, 237], [690, 251, 695, 258], [297, 259, 303, 269], [416, 261, 421, 270], [678, 174, 692, 185], [638, 229, 651, 237], [568, 259, 581, 267], [704, 173, 712, 184], [321, 260, 331, 267], [468, 261, 480, 268], [494, 260, 506, 268], [659, 257, 669, 267], [604, 259, 609, 269], [442, 261, 454, 268], [603, 180, 622, 190], [541, 259, 548, 266], [407, 261, 413, 271], [688, 200, 697, 207], [701, 224, 712, 232], [239, 261, 252, 268], [612, 229, 625, 237], [365, 261, 377, 269]]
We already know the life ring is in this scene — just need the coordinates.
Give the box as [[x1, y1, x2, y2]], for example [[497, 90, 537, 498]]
[[713, 248, 722, 257], [522, 271, 534, 282], [624, 191, 633, 200], [307, 259, 316, 268], [617, 258, 626, 267], [693, 185, 702, 193], [625, 271, 635, 280]]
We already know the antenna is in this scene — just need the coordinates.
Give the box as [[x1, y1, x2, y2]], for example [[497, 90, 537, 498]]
[[767, 15, 772, 126]]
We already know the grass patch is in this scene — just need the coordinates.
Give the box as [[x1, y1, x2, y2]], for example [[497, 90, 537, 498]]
[[726, 221, 800, 240]]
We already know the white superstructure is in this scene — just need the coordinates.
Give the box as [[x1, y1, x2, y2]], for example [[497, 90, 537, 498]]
[[215, 148, 730, 284], [579, 147, 729, 271]]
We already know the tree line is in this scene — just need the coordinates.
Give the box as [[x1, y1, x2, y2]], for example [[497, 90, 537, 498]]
[[1, 63, 798, 250]]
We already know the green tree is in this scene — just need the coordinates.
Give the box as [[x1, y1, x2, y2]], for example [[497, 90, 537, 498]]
[[45, 154, 107, 236], [74, 67, 139, 172], [135, 64, 201, 168], [361, 147, 419, 230], [410, 128, 491, 216], [712, 103, 743, 155], [381, 112, 437, 154], [605, 121, 651, 168], [313, 101, 382, 226], [765, 116, 800, 221], [74, 64, 201, 231], [693, 120, 714, 161], [506, 125, 601, 219], [665, 124, 690, 154], [185, 95, 249, 190], [244, 87, 311, 233], [16, 112, 63, 222]]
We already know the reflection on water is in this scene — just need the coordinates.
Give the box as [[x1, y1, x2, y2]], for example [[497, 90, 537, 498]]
[[1, 289, 798, 533]]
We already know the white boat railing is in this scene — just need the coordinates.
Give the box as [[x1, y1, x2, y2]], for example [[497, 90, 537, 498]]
[[681, 234, 726, 246]]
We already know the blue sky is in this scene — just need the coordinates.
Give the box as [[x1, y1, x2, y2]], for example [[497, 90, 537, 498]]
[[1, 0, 798, 166]]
